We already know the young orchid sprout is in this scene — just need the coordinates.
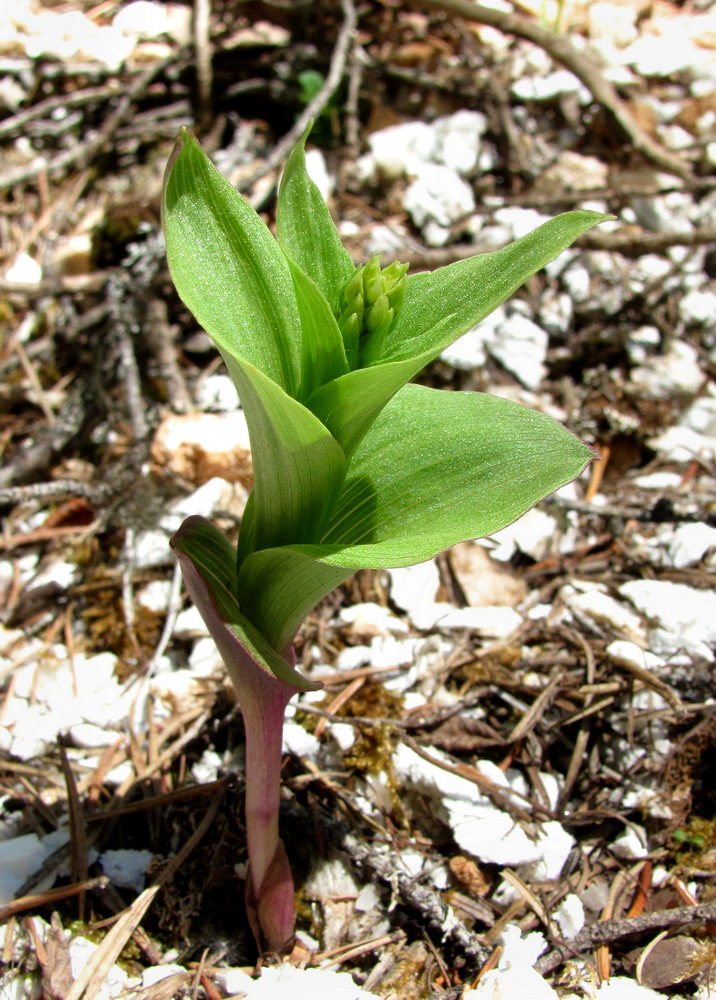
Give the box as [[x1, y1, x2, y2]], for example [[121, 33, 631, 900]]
[[162, 126, 605, 954]]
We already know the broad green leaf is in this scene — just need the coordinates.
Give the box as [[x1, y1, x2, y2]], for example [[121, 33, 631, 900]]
[[163, 128, 302, 397], [171, 516, 319, 689], [286, 255, 349, 402], [366, 211, 609, 366], [226, 359, 346, 557], [234, 385, 596, 635], [307, 313, 457, 459], [276, 129, 355, 314], [238, 548, 351, 654], [303, 384, 595, 567]]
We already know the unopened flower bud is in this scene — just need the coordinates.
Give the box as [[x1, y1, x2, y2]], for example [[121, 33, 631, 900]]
[[336, 254, 408, 368]]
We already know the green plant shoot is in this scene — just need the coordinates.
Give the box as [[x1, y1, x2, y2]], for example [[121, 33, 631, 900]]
[[162, 126, 604, 954]]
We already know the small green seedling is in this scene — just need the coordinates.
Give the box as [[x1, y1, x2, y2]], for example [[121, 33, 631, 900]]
[[162, 126, 604, 953]]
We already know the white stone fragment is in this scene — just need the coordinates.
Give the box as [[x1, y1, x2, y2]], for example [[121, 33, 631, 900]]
[[100, 849, 153, 891], [629, 341, 704, 398], [554, 894, 585, 938], [643, 521, 716, 569], [0, 833, 51, 904], [355, 883, 380, 912], [365, 120, 435, 178], [304, 148, 333, 202], [69, 723, 122, 749], [410, 603, 522, 637], [70, 937, 128, 1000], [142, 965, 188, 987], [630, 471, 682, 489], [589, 977, 665, 998], [214, 968, 255, 994], [195, 374, 240, 411], [492, 206, 553, 241], [487, 508, 558, 562], [282, 719, 319, 759], [606, 640, 665, 672], [648, 392, 716, 461], [388, 561, 441, 616], [564, 587, 645, 641], [136, 579, 173, 613], [112, 1, 191, 43], [233, 964, 380, 999], [403, 163, 475, 235], [512, 69, 588, 102], [466, 965, 558, 999], [611, 824, 648, 859], [173, 604, 208, 639], [338, 602, 409, 637], [4, 252, 42, 285], [329, 723, 356, 753], [489, 313, 548, 389], [619, 579, 716, 662], [679, 288, 716, 326], [188, 637, 223, 675]]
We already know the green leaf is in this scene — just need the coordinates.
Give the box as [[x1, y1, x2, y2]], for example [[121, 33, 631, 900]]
[[238, 548, 351, 654], [311, 383, 595, 567], [227, 360, 347, 558], [171, 516, 319, 689], [285, 255, 349, 402], [163, 128, 302, 397], [276, 129, 355, 315], [235, 385, 596, 637], [307, 314, 456, 459], [368, 211, 610, 366]]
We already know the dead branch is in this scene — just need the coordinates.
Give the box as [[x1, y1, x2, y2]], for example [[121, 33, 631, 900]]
[[537, 902, 716, 974], [409, 0, 693, 180]]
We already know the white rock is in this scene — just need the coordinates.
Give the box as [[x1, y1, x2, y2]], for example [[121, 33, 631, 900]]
[[173, 604, 208, 639], [338, 602, 409, 637], [403, 163, 475, 234], [591, 978, 665, 998], [630, 471, 682, 489], [70, 937, 128, 1000], [305, 148, 333, 202], [195, 374, 240, 411], [213, 968, 255, 994], [619, 579, 716, 662], [136, 579, 173, 613], [466, 965, 558, 999], [631, 193, 693, 234], [492, 206, 553, 241], [189, 637, 223, 676], [487, 508, 558, 562], [512, 69, 588, 102], [606, 640, 665, 672], [679, 288, 716, 326], [432, 109, 491, 175], [113, 1, 191, 42], [100, 849, 153, 891], [539, 291, 573, 337], [365, 120, 435, 179], [4, 252, 42, 285], [69, 723, 122, 749], [440, 313, 497, 370], [611, 824, 648, 859], [626, 324, 661, 363], [410, 603, 522, 637], [388, 561, 441, 616], [564, 587, 645, 641], [648, 392, 716, 461], [0, 833, 51, 904], [355, 882, 380, 912], [142, 965, 188, 987], [329, 723, 356, 752], [191, 749, 223, 784], [489, 313, 548, 389], [235, 965, 380, 999], [629, 341, 704, 398], [644, 521, 716, 569], [561, 262, 592, 303], [282, 718, 319, 759], [588, 1, 637, 45], [334, 645, 372, 671], [554, 894, 585, 938]]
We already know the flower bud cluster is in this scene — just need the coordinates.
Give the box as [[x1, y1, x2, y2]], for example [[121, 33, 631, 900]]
[[336, 254, 408, 367]]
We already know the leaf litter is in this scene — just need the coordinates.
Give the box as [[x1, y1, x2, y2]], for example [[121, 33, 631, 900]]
[[1, 0, 716, 997]]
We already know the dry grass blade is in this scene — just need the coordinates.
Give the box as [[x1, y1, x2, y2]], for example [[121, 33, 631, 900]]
[[64, 885, 160, 1000]]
